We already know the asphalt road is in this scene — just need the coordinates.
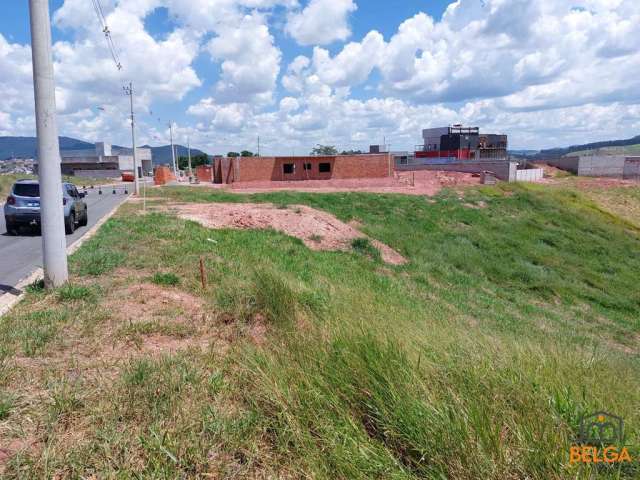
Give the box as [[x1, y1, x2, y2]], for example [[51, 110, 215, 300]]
[[0, 185, 130, 296]]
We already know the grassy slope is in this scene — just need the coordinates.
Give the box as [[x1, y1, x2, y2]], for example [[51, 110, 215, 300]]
[[566, 144, 640, 157], [585, 187, 640, 229], [0, 183, 638, 478]]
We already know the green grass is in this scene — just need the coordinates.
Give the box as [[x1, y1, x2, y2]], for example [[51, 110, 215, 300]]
[[121, 355, 202, 420], [24, 279, 45, 294], [0, 393, 13, 420], [0, 308, 70, 357], [567, 144, 640, 157], [351, 237, 381, 261], [0, 183, 638, 478], [56, 284, 97, 303], [585, 186, 640, 228], [117, 320, 195, 342], [48, 378, 84, 423], [152, 272, 181, 286]]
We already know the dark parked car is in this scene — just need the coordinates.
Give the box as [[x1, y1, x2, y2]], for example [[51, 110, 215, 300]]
[[4, 179, 88, 235]]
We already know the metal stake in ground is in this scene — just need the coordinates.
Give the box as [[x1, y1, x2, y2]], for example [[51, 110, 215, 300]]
[[199, 257, 207, 289], [29, 0, 68, 288]]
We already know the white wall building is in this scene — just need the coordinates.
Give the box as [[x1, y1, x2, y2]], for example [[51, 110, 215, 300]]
[[50, 142, 153, 177]]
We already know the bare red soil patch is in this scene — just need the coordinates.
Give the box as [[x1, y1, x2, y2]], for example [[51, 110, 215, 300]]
[[194, 170, 480, 195], [111, 283, 204, 324], [534, 162, 570, 178], [172, 202, 407, 265], [534, 163, 640, 190], [568, 177, 639, 190], [0, 438, 37, 472]]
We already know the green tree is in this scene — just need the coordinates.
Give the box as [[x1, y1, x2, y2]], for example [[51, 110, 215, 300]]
[[311, 144, 338, 156], [340, 149, 363, 155], [178, 154, 208, 170], [227, 152, 240, 158], [241, 150, 255, 157]]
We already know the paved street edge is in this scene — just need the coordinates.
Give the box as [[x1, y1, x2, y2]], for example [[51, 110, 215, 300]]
[[0, 194, 130, 317]]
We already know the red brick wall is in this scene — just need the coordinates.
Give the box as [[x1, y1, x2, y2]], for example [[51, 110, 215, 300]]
[[332, 155, 390, 179], [231, 154, 391, 183], [233, 157, 276, 182], [195, 165, 213, 183], [154, 166, 175, 185], [214, 158, 236, 183]]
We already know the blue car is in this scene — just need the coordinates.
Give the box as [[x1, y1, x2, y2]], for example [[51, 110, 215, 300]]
[[4, 179, 88, 235]]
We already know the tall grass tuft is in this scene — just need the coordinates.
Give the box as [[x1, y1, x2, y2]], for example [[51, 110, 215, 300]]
[[351, 237, 381, 261], [252, 269, 298, 325], [56, 284, 96, 303], [152, 272, 180, 286]]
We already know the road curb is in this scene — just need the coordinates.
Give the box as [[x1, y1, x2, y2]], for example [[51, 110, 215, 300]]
[[0, 194, 130, 318], [0, 268, 43, 317]]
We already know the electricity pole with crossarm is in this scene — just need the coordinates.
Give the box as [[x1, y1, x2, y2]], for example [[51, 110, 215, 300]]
[[123, 82, 139, 195]]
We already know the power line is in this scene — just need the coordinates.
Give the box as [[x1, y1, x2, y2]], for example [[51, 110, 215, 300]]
[[90, 0, 122, 71], [91, 0, 106, 25]]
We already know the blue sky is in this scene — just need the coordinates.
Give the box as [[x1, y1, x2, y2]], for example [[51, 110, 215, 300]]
[[1, 1, 639, 154]]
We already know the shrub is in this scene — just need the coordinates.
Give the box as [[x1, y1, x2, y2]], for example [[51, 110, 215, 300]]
[[351, 237, 381, 261], [25, 279, 45, 294], [152, 272, 180, 286], [57, 284, 95, 303]]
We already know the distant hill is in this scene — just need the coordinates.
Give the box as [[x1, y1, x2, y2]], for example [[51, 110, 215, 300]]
[[140, 144, 210, 164], [537, 134, 640, 158], [0, 136, 95, 159], [564, 144, 640, 157], [0, 136, 209, 164], [509, 149, 539, 157]]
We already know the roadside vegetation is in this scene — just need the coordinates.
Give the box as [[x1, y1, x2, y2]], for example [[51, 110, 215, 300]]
[[0, 182, 638, 478], [0, 173, 117, 198]]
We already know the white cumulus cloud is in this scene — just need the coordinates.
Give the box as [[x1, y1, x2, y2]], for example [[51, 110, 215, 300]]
[[2, 0, 640, 154], [206, 12, 281, 104], [286, 0, 357, 46]]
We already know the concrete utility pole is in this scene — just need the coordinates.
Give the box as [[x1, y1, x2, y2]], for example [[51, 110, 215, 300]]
[[123, 82, 139, 195], [187, 137, 192, 178], [169, 122, 177, 177], [29, 0, 68, 288]]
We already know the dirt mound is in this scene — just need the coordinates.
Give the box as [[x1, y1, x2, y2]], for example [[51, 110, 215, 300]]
[[111, 283, 204, 323], [535, 162, 568, 178], [172, 203, 407, 265]]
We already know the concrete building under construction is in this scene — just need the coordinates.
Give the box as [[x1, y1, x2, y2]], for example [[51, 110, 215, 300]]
[[389, 124, 516, 180], [37, 142, 153, 177], [417, 125, 508, 161], [194, 154, 393, 184], [544, 155, 640, 179]]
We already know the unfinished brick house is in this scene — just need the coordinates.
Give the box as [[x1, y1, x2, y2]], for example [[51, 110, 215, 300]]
[[195, 154, 392, 184]]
